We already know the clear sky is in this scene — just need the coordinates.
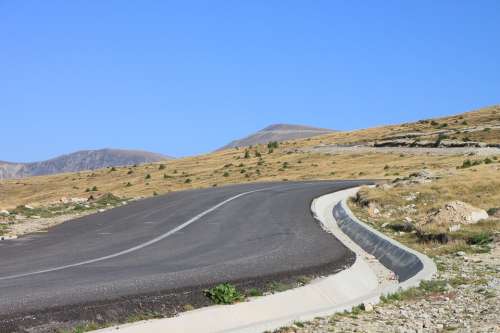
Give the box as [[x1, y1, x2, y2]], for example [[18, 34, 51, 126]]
[[1, 1, 499, 162]]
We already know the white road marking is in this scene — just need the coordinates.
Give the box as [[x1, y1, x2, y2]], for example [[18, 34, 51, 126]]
[[0, 187, 276, 281]]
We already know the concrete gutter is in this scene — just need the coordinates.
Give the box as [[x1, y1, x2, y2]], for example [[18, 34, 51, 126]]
[[94, 187, 436, 333]]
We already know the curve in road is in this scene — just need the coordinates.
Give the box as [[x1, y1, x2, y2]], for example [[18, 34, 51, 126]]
[[0, 180, 370, 331]]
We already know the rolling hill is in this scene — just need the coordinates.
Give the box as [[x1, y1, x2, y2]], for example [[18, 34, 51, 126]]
[[0, 105, 498, 209]]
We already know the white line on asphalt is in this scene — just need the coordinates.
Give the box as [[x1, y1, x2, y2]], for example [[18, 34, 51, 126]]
[[0, 181, 347, 281], [0, 187, 276, 281]]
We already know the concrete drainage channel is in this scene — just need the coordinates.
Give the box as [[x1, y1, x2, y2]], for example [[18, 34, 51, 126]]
[[94, 187, 436, 333]]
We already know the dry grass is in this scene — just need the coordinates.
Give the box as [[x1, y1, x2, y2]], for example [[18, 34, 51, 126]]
[[0, 149, 475, 210], [350, 163, 500, 255], [0, 105, 498, 211], [357, 164, 500, 221]]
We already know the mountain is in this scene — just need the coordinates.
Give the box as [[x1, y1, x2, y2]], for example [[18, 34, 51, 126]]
[[218, 124, 335, 150], [0, 149, 171, 180]]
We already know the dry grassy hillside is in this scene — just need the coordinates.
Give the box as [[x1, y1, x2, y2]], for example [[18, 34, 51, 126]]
[[300, 104, 500, 147], [0, 105, 498, 212]]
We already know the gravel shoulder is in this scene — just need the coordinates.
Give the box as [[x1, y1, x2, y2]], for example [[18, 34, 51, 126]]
[[272, 227, 500, 333], [275, 242, 500, 333]]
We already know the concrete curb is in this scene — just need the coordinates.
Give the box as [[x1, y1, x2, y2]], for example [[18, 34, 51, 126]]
[[336, 198, 437, 292], [93, 186, 436, 333]]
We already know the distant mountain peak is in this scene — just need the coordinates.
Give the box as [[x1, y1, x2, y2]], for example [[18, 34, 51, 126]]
[[218, 123, 335, 150], [0, 148, 172, 179], [261, 123, 333, 132]]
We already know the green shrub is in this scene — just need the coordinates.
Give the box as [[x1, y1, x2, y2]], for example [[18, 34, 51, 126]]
[[110, 167, 117, 172], [158, 164, 166, 170], [460, 159, 483, 169], [126, 182, 132, 187], [484, 158, 493, 164], [91, 186, 98, 192], [223, 172, 230, 177], [145, 174, 151, 179], [267, 141, 279, 149], [127, 169, 133, 175], [468, 232, 493, 245], [204, 283, 244, 304], [244, 149, 250, 159], [487, 207, 498, 216], [247, 288, 262, 297], [462, 159, 472, 168], [184, 178, 192, 183], [95, 193, 121, 205]]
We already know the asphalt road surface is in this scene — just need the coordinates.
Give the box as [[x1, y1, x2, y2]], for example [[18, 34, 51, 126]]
[[0, 180, 369, 324]]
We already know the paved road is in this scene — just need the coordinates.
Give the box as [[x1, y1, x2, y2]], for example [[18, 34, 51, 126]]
[[0, 180, 368, 321]]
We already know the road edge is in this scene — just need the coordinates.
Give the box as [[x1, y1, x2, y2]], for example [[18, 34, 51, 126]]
[[93, 186, 436, 333]]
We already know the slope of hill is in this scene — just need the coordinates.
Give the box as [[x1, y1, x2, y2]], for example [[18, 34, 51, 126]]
[[0, 105, 498, 210], [0, 149, 171, 180], [218, 124, 334, 150]]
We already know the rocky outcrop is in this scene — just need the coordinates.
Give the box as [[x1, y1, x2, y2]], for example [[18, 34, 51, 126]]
[[424, 201, 489, 226], [384, 170, 439, 188], [373, 139, 488, 148]]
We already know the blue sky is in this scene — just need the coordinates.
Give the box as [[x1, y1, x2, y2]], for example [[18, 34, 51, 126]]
[[1, 1, 499, 162]]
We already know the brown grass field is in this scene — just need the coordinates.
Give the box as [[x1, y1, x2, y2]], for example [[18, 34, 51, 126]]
[[0, 105, 498, 212]]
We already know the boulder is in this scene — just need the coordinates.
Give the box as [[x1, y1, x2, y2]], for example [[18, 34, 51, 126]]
[[0, 209, 9, 216], [70, 197, 87, 203], [425, 201, 489, 226], [362, 302, 374, 312], [368, 202, 380, 217], [392, 170, 438, 187]]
